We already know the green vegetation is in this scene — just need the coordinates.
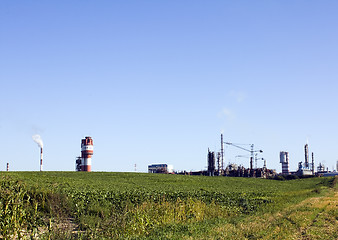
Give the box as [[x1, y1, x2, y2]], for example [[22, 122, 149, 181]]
[[0, 172, 336, 239]]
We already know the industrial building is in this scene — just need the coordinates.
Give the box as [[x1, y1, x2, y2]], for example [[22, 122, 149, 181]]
[[76, 136, 93, 172], [147, 134, 333, 178], [317, 162, 327, 173], [207, 149, 216, 176], [296, 144, 315, 176], [280, 151, 289, 174], [148, 164, 174, 173], [204, 134, 275, 178], [223, 164, 275, 178], [316, 162, 338, 177]]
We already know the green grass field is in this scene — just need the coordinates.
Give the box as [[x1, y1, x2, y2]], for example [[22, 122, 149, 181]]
[[0, 172, 337, 239]]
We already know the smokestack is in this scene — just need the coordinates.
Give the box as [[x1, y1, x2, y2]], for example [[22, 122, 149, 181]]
[[304, 144, 309, 168], [32, 134, 44, 171], [217, 152, 221, 175], [40, 147, 43, 171], [6, 163, 9, 171]]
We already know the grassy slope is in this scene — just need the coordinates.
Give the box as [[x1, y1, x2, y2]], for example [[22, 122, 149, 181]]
[[145, 176, 338, 240], [1, 172, 337, 239], [207, 181, 338, 240]]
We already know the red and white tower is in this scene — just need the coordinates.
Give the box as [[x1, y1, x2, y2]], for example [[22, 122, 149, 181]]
[[40, 148, 43, 171], [81, 136, 93, 172]]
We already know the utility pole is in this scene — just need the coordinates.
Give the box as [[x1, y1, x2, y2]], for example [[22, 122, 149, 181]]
[[250, 144, 254, 170], [312, 153, 314, 175]]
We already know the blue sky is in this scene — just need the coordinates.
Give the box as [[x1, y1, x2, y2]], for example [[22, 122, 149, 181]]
[[1, 1, 338, 172]]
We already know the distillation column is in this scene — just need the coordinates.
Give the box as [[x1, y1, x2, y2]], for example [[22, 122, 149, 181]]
[[280, 151, 289, 174]]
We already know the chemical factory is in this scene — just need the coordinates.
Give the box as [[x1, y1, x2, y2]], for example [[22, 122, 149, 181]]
[[22, 133, 338, 176], [278, 143, 337, 177], [202, 134, 275, 178], [148, 133, 338, 178]]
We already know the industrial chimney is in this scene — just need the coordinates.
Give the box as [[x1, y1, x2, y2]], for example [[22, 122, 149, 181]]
[[80, 136, 93, 172], [40, 147, 43, 171], [32, 134, 43, 171], [304, 144, 309, 169]]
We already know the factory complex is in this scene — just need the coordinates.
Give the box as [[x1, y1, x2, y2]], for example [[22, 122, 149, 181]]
[[4, 134, 336, 177], [149, 134, 338, 178]]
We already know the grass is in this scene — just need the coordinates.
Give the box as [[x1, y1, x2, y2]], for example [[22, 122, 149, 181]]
[[207, 187, 338, 239], [0, 172, 336, 239]]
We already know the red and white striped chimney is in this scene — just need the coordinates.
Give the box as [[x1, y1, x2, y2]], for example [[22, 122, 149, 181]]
[[81, 137, 93, 172], [40, 147, 43, 171]]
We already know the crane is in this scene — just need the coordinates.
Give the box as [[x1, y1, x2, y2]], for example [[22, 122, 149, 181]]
[[225, 142, 263, 170]]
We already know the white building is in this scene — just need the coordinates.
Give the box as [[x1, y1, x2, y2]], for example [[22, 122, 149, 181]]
[[148, 164, 174, 173]]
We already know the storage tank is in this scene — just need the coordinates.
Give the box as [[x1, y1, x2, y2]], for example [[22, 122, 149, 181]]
[[280, 151, 289, 174]]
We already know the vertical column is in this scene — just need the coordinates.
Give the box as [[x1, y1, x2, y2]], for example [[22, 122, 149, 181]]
[[221, 133, 224, 173], [40, 148, 43, 171], [81, 137, 93, 172], [304, 144, 309, 168]]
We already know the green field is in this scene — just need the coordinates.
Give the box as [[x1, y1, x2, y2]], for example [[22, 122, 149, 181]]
[[0, 172, 337, 239]]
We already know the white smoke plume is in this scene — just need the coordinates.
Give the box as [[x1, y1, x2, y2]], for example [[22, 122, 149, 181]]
[[32, 134, 43, 148]]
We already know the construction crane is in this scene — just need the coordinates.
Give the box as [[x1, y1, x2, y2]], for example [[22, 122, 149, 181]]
[[225, 142, 263, 170]]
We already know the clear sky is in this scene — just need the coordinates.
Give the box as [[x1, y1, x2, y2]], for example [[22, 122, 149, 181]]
[[1, 1, 338, 173]]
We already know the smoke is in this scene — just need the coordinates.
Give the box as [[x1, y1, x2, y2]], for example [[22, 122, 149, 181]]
[[32, 134, 43, 148]]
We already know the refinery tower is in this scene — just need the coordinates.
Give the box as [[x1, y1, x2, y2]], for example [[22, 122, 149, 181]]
[[280, 151, 289, 174]]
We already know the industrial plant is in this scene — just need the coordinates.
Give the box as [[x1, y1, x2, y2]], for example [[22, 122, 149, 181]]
[[279, 143, 338, 177], [24, 133, 336, 176], [295, 143, 315, 176], [148, 133, 338, 178], [204, 134, 274, 178]]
